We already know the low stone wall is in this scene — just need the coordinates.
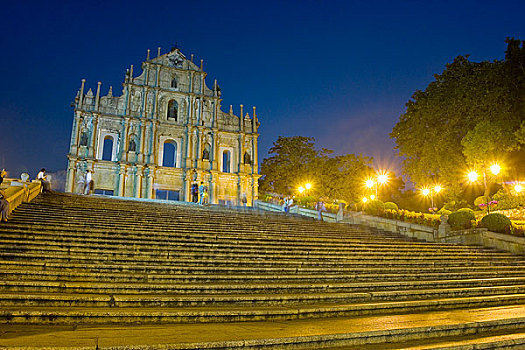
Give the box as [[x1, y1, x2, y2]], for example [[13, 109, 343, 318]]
[[345, 211, 525, 255], [343, 212, 437, 241], [2, 180, 41, 215], [438, 228, 525, 255], [254, 200, 338, 222], [255, 201, 525, 255]]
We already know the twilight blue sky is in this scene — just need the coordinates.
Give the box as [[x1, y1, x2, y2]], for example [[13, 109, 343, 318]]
[[0, 0, 524, 178]]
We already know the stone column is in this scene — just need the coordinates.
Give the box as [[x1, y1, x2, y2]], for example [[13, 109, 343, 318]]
[[88, 114, 99, 159], [65, 160, 76, 193], [117, 166, 126, 197]]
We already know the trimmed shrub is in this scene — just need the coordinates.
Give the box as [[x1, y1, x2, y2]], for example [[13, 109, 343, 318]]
[[448, 210, 476, 230], [365, 200, 385, 216], [436, 208, 452, 216], [474, 196, 490, 208], [479, 213, 511, 234], [384, 202, 398, 211], [457, 208, 475, 217]]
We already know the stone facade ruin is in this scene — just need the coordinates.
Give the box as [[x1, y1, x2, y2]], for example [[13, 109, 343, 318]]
[[65, 47, 260, 205]]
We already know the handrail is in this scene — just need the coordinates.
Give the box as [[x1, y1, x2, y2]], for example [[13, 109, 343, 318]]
[[2, 180, 41, 215]]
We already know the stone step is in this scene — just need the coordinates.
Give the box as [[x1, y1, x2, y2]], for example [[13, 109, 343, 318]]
[[3, 265, 523, 284], [3, 277, 524, 295], [2, 237, 513, 262], [1, 254, 523, 276], [2, 294, 525, 324], [0, 223, 507, 255], [1, 285, 524, 308], [2, 305, 525, 349], [0, 243, 518, 266]]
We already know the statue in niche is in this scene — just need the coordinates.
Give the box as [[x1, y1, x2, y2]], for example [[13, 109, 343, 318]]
[[244, 151, 252, 165], [129, 137, 137, 152], [79, 131, 89, 147], [202, 143, 211, 160]]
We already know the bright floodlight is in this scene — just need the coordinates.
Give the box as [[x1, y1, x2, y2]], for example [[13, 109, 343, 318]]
[[377, 174, 388, 184], [422, 188, 430, 196], [468, 171, 479, 182], [370, 194, 376, 200], [305, 183, 312, 190], [362, 197, 368, 203], [298, 186, 305, 194], [365, 179, 374, 188], [515, 184, 523, 193], [490, 163, 501, 175], [434, 185, 442, 193]]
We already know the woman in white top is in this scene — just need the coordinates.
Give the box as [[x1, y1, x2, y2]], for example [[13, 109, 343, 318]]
[[37, 168, 51, 192]]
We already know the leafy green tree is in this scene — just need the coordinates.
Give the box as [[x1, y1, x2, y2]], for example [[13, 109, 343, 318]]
[[391, 38, 525, 201], [259, 136, 376, 203], [259, 136, 318, 195]]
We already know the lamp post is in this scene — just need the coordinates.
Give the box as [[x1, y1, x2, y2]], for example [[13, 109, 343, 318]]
[[467, 163, 501, 214], [365, 172, 389, 201], [421, 185, 442, 211]]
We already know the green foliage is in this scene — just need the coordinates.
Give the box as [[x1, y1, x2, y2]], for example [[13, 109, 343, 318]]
[[448, 210, 476, 230], [474, 196, 490, 208], [479, 213, 511, 234], [391, 39, 525, 200], [492, 189, 525, 210], [436, 208, 452, 216], [383, 209, 441, 228], [365, 200, 385, 216], [457, 208, 475, 217], [384, 202, 399, 210], [443, 200, 470, 212], [260, 136, 381, 204], [259, 136, 318, 195]]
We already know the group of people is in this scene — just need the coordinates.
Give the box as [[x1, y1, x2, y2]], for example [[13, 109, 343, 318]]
[[281, 196, 326, 220], [1, 168, 54, 223], [76, 170, 94, 195], [282, 196, 294, 213], [191, 181, 209, 205]]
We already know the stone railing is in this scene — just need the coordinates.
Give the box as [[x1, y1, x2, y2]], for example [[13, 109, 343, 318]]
[[2, 179, 41, 215], [254, 201, 525, 255], [254, 200, 343, 223], [345, 211, 525, 256]]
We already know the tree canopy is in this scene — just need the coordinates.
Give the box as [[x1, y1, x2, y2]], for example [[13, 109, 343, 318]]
[[259, 136, 375, 203], [391, 38, 525, 200]]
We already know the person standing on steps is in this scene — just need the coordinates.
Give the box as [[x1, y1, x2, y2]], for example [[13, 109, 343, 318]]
[[84, 170, 94, 195], [241, 192, 247, 207], [191, 182, 199, 203], [198, 182, 205, 205], [0, 189, 9, 223], [315, 200, 326, 221], [37, 168, 51, 192]]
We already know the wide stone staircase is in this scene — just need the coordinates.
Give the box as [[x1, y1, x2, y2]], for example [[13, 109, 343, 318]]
[[1, 192, 525, 349]]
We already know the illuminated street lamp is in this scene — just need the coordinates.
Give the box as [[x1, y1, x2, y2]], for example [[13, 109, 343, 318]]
[[362, 197, 368, 203], [298, 186, 305, 194], [365, 172, 389, 200], [467, 163, 501, 213], [421, 185, 442, 210], [514, 183, 523, 194]]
